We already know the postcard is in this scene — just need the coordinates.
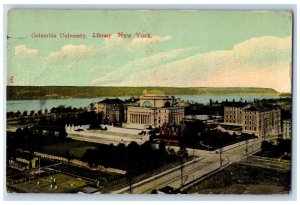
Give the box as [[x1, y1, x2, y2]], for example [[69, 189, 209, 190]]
[[6, 9, 292, 194]]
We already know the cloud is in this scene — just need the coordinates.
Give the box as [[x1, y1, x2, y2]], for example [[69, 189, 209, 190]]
[[46, 44, 96, 65], [92, 47, 200, 85], [129, 35, 172, 49], [15, 45, 38, 57], [11, 36, 292, 93], [14, 34, 173, 66], [115, 36, 292, 92]]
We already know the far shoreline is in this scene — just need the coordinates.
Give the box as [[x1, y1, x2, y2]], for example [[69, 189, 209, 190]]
[[6, 85, 289, 101]]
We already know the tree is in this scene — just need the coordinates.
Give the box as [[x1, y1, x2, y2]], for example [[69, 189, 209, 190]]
[[29, 110, 35, 116], [58, 130, 68, 139], [15, 110, 21, 117], [37, 109, 42, 116], [261, 140, 271, 151], [50, 107, 56, 114], [158, 141, 167, 165]]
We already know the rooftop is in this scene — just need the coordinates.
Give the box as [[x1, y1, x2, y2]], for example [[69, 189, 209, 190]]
[[184, 115, 213, 121], [243, 105, 271, 112], [223, 101, 248, 107], [98, 98, 124, 104], [80, 186, 99, 194], [124, 97, 139, 103], [15, 150, 37, 161], [128, 106, 183, 110]]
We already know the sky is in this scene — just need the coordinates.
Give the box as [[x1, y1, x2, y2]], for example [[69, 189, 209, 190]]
[[7, 10, 293, 92]]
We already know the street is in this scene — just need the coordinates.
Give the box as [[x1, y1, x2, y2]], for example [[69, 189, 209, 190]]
[[112, 137, 268, 194]]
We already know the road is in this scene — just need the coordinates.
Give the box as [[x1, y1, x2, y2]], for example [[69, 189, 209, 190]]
[[112, 137, 270, 194]]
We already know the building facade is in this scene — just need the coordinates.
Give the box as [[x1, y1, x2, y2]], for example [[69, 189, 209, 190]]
[[242, 105, 281, 138], [282, 119, 292, 139], [224, 102, 248, 125], [126, 90, 184, 128], [224, 103, 281, 138], [95, 98, 124, 124], [123, 97, 140, 122]]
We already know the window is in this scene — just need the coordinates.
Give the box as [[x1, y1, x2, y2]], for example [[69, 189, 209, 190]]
[[143, 101, 152, 107]]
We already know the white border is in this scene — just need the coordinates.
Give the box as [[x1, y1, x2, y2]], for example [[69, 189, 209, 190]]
[[1, 2, 299, 204]]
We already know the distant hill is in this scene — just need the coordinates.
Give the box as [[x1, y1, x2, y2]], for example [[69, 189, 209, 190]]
[[6, 86, 279, 100], [278, 92, 292, 97]]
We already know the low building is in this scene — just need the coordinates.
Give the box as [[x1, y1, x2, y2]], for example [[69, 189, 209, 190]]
[[173, 98, 190, 107], [282, 119, 292, 139], [95, 98, 124, 124], [184, 115, 222, 125], [9, 150, 39, 171], [78, 186, 100, 194], [126, 90, 184, 128], [156, 124, 185, 145]]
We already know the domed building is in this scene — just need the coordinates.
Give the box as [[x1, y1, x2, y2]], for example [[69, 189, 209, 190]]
[[125, 89, 185, 128], [140, 89, 173, 108]]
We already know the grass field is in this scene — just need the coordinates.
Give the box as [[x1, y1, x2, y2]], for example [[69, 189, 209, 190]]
[[185, 162, 291, 194], [9, 173, 88, 193], [40, 140, 97, 159]]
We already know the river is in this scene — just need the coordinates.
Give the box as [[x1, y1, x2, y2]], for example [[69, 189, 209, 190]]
[[6, 94, 281, 113]]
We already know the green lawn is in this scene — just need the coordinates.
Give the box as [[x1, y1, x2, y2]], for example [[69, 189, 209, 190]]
[[185, 162, 291, 194], [40, 140, 97, 159]]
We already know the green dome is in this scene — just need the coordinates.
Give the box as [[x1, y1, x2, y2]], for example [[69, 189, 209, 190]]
[[142, 89, 166, 95]]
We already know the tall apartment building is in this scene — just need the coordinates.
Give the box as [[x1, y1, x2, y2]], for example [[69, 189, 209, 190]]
[[282, 119, 292, 139], [224, 103, 281, 138], [224, 102, 248, 125], [242, 105, 281, 138]]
